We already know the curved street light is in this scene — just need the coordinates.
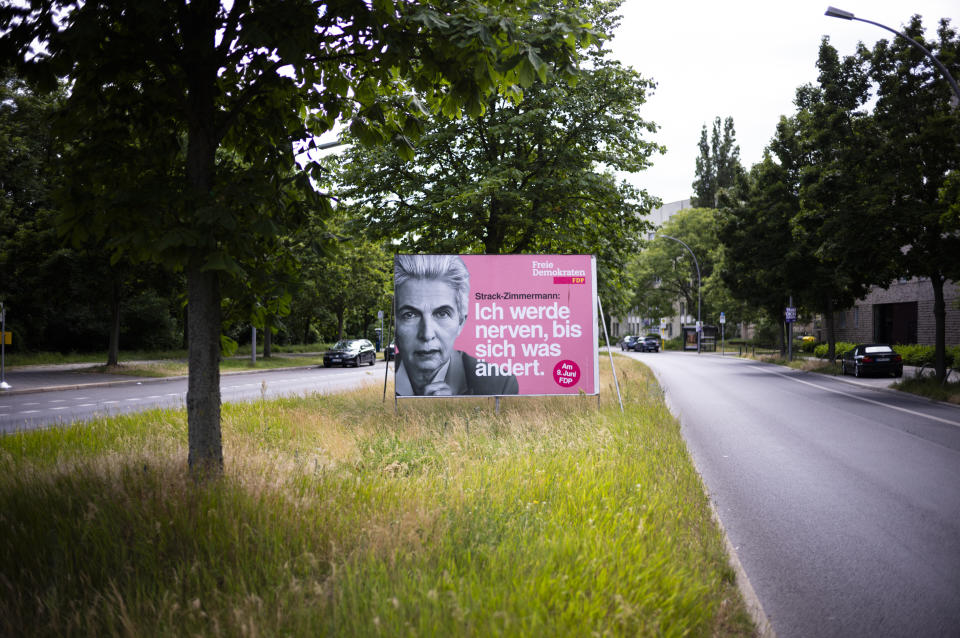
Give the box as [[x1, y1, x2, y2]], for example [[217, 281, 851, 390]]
[[650, 232, 701, 353], [825, 6, 960, 105]]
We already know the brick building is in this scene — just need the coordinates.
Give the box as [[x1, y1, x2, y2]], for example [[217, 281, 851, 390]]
[[827, 278, 960, 346]]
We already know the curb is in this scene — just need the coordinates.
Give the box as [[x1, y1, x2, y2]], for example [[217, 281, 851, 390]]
[[643, 361, 777, 638]]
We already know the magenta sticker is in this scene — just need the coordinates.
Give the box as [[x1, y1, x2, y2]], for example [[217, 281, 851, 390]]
[[553, 360, 580, 388]]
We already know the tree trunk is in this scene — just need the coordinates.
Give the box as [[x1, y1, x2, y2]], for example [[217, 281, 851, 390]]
[[931, 273, 947, 382], [107, 279, 120, 367], [186, 266, 223, 475], [824, 297, 836, 360], [264, 321, 272, 358], [337, 310, 345, 341], [302, 315, 312, 345], [182, 304, 189, 350]]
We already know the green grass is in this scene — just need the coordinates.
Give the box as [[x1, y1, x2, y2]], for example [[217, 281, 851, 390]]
[[0, 358, 755, 637], [892, 375, 960, 404]]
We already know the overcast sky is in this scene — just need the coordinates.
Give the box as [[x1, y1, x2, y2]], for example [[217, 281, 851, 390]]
[[607, 0, 959, 206]]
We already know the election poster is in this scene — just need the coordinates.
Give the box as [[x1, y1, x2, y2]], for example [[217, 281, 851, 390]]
[[393, 254, 598, 397]]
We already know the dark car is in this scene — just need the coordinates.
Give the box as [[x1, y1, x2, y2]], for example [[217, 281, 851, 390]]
[[384, 340, 396, 361], [840, 343, 903, 378], [323, 339, 377, 367], [637, 335, 660, 352], [619, 335, 639, 351]]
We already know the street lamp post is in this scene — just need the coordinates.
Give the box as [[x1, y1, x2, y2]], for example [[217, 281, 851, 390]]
[[650, 233, 702, 354], [825, 6, 960, 105]]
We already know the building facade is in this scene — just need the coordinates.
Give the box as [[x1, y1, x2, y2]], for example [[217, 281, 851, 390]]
[[828, 278, 960, 346]]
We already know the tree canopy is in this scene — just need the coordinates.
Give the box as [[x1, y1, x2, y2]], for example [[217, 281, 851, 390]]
[[330, 1, 661, 317], [692, 116, 743, 208], [2, 0, 597, 475]]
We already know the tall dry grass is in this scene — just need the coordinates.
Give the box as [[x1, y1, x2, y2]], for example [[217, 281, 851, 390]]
[[0, 357, 754, 637]]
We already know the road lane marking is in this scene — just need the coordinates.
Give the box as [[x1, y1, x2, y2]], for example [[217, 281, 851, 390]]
[[753, 364, 960, 428]]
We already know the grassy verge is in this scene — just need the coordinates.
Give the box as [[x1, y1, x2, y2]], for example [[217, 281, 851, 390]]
[[0, 358, 754, 637], [892, 375, 960, 404]]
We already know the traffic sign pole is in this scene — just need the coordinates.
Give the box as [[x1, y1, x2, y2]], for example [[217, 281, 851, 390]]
[[720, 311, 725, 356]]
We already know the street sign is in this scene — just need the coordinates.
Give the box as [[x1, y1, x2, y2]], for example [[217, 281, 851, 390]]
[[785, 306, 797, 323], [1, 332, 10, 345], [719, 312, 726, 325], [377, 310, 384, 319], [696, 320, 702, 333]]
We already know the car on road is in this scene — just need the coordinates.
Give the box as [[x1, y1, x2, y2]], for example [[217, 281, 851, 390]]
[[323, 339, 377, 367], [619, 335, 639, 351], [637, 335, 660, 352], [840, 343, 903, 378]]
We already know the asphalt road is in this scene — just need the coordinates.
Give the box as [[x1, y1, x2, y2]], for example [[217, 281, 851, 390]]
[[0, 360, 390, 433], [624, 350, 960, 638]]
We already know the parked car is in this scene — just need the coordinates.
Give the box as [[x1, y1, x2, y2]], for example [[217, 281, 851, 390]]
[[840, 343, 903, 378], [619, 335, 639, 351], [384, 340, 396, 361], [323, 339, 377, 367], [637, 335, 660, 352]]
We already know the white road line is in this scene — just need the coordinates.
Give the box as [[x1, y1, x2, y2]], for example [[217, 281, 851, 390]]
[[77, 403, 94, 407], [49, 399, 66, 403], [103, 401, 119, 405], [23, 402, 39, 406], [51, 407, 67, 411], [753, 364, 960, 428], [20, 410, 39, 414]]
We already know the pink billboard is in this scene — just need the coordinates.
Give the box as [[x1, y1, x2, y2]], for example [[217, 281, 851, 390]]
[[393, 254, 598, 397]]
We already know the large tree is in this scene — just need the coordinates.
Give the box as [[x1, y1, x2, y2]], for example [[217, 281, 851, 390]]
[[692, 116, 743, 208], [330, 1, 661, 317], [790, 39, 898, 358], [634, 208, 724, 331], [862, 15, 960, 380], [3, 0, 594, 475]]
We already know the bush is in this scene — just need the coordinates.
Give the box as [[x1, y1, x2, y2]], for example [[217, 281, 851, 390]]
[[894, 344, 960, 367], [663, 336, 683, 351], [796, 338, 817, 353], [814, 341, 856, 359], [893, 344, 934, 366]]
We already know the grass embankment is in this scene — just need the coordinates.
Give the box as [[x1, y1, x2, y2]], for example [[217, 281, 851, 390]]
[[0, 358, 755, 637]]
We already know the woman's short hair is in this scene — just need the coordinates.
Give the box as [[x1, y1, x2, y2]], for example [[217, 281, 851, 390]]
[[395, 255, 470, 322]]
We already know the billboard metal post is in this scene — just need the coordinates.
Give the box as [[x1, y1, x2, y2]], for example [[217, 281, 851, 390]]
[[597, 297, 624, 414], [383, 296, 394, 403]]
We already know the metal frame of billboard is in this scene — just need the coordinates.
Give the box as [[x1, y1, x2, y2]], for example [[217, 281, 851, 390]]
[[384, 254, 620, 412]]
